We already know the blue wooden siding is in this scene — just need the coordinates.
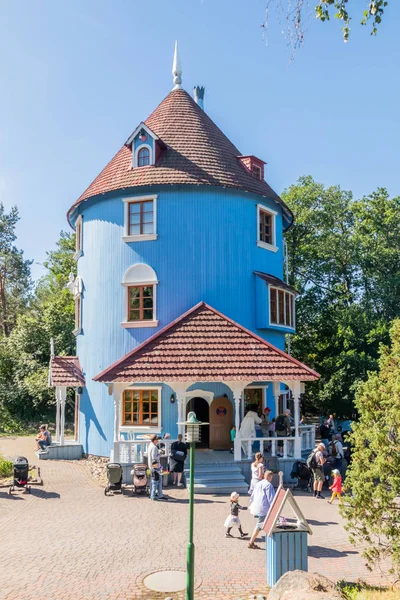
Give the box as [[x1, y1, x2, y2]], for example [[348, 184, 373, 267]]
[[75, 185, 290, 456], [266, 531, 308, 587]]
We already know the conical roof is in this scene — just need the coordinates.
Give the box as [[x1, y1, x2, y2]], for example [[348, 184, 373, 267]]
[[68, 89, 290, 223]]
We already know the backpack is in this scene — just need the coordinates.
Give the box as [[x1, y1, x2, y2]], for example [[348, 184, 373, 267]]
[[275, 415, 285, 431], [306, 450, 318, 470], [331, 440, 337, 457]]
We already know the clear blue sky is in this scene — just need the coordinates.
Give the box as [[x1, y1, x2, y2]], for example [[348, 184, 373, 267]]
[[0, 1, 399, 280]]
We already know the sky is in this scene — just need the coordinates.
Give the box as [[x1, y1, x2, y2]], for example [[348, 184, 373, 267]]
[[0, 1, 399, 280]]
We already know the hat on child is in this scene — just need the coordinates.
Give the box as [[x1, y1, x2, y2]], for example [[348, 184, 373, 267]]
[[230, 491, 239, 500]]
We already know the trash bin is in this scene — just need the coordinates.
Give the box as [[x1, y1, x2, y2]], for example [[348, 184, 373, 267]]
[[263, 485, 312, 587]]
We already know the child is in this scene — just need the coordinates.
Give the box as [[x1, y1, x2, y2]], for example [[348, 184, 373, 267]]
[[327, 469, 343, 504], [150, 460, 160, 500], [224, 491, 248, 538], [229, 425, 236, 454]]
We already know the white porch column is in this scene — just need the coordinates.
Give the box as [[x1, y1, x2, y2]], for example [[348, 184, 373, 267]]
[[168, 383, 190, 437], [291, 380, 302, 459], [55, 387, 61, 443], [60, 387, 67, 446], [272, 381, 280, 418], [226, 381, 252, 462], [112, 384, 120, 463]]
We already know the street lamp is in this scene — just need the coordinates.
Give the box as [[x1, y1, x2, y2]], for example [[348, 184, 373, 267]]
[[178, 411, 208, 600]]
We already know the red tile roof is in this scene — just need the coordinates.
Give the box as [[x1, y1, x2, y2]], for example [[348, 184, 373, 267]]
[[68, 89, 292, 225], [49, 356, 85, 387], [93, 303, 319, 383]]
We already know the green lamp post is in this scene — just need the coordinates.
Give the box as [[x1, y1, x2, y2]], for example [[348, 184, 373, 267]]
[[178, 411, 208, 600]]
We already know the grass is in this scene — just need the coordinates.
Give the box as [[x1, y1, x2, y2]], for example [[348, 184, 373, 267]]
[[340, 582, 400, 599], [0, 455, 13, 477]]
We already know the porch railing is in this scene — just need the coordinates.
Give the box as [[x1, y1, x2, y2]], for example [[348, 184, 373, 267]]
[[299, 425, 315, 452], [239, 436, 295, 460], [114, 438, 177, 464]]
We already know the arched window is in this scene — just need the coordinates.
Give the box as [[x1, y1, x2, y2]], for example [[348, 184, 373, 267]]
[[121, 264, 158, 328], [137, 147, 150, 167]]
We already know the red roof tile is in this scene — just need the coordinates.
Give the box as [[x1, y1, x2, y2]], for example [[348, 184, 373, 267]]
[[49, 356, 85, 387], [68, 89, 292, 225], [93, 303, 319, 383]]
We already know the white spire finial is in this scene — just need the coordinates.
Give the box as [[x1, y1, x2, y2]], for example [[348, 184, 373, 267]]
[[50, 337, 55, 358], [172, 40, 182, 90]]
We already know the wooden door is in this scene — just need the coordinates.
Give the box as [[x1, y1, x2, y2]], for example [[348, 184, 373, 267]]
[[209, 396, 233, 450]]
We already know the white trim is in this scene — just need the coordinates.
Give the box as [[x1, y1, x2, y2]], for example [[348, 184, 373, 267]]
[[123, 234, 158, 243], [268, 285, 296, 330], [117, 384, 163, 434], [73, 215, 83, 261], [125, 122, 159, 147], [73, 293, 82, 336], [133, 143, 153, 169], [257, 203, 278, 251], [123, 195, 157, 241], [122, 263, 158, 285], [121, 320, 159, 329], [184, 389, 214, 409]]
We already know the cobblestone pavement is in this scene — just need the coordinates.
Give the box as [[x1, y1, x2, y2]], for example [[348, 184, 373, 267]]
[[0, 437, 389, 600]]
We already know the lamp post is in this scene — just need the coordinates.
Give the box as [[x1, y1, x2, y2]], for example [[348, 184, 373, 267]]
[[178, 411, 208, 600]]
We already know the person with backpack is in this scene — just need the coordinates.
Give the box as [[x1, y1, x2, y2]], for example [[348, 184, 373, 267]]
[[307, 442, 326, 499], [276, 410, 291, 457]]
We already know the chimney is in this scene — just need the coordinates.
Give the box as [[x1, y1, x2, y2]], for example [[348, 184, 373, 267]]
[[193, 86, 205, 110]]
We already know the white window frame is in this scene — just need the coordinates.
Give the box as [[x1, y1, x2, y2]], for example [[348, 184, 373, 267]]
[[73, 293, 82, 336], [256, 204, 278, 252], [73, 215, 83, 261], [121, 264, 159, 329], [119, 385, 163, 434], [122, 195, 158, 243], [133, 143, 153, 168], [268, 286, 296, 330]]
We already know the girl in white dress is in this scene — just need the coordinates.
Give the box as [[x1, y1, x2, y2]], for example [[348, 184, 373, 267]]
[[248, 452, 265, 495], [224, 492, 248, 538]]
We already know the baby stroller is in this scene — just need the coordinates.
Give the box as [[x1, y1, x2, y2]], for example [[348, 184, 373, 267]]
[[290, 460, 313, 493], [132, 463, 149, 496], [104, 463, 124, 496], [9, 456, 31, 494]]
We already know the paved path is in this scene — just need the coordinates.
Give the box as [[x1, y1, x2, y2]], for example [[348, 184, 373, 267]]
[[0, 437, 387, 600]]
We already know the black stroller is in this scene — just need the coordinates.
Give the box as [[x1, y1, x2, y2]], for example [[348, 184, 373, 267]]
[[104, 463, 124, 496], [9, 456, 31, 494], [290, 460, 313, 493]]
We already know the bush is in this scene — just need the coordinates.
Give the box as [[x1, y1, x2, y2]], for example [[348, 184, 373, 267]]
[[0, 455, 13, 477]]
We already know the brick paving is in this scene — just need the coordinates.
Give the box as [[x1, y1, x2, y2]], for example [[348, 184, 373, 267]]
[[0, 437, 389, 600]]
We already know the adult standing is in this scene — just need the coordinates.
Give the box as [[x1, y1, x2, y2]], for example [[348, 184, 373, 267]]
[[275, 410, 291, 457], [147, 434, 166, 499], [327, 414, 336, 434], [331, 434, 344, 475], [310, 442, 326, 499], [239, 405, 262, 456], [169, 433, 187, 486], [247, 470, 275, 549]]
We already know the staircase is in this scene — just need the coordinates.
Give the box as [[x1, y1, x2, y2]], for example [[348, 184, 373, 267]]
[[184, 462, 248, 495]]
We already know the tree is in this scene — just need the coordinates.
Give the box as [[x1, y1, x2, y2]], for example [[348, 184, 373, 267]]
[[341, 319, 400, 578], [0, 204, 32, 337], [282, 177, 400, 416], [263, 0, 389, 46], [0, 232, 75, 421]]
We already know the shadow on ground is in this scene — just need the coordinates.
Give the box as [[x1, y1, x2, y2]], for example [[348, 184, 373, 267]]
[[309, 545, 359, 558]]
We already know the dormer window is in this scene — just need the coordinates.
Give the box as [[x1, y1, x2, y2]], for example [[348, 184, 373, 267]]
[[137, 147, 150, 167], [125, 122, 165, 169], [238, 155, 266, 181]]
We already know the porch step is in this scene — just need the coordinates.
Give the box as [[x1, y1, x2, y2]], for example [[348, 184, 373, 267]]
[[35, 443, 83, 460], [184, 463, 248, 495]]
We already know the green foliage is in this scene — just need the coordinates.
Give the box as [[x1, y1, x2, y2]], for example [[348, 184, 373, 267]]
[[283, 177, 400, 416], [0, 232, 75, 422], [341, 320, 400, 578], [0, 455, 13, 478]]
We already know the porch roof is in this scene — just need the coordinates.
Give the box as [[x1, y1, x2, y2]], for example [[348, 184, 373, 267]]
[[49, 356, 85, 387], [93, 302, 319, 383]]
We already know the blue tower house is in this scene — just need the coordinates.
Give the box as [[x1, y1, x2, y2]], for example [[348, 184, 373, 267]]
[[61, 44, 319, 473]]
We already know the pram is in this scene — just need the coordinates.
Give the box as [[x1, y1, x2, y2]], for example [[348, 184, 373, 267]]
[[9, 456, 31, 494], [132, 463, 149, 496], [104, 463, 124, 496], [290, 460, 313, 493]]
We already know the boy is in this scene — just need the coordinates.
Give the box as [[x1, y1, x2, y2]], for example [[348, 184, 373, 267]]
[[230, 425, 236, 454], [150, 460, 161, 500]]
